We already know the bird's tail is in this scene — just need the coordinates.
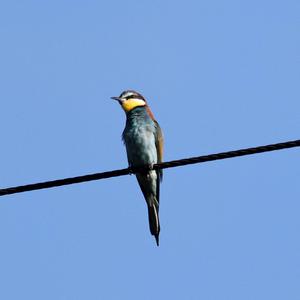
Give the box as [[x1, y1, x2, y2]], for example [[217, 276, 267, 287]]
[[147, 200, 160, 246]]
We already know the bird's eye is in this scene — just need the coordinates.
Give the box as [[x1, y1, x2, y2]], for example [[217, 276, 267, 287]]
[[127, 95, 142, 100]]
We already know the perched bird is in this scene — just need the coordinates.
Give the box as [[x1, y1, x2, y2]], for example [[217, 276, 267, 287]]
[[111, 90, 163, 246]]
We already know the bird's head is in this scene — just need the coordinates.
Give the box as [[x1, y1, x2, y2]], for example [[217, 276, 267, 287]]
[[111, 90, 147, 113]]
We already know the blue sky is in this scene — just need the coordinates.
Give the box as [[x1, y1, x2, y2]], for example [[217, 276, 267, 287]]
[[0, 1, 299, 299]]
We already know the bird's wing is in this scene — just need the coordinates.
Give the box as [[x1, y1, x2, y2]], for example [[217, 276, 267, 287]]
[[154, 120, 164, 182], [154, 121, 163, 163]]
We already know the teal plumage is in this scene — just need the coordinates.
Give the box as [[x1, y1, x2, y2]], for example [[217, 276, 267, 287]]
[[111, 90, 163, 246]]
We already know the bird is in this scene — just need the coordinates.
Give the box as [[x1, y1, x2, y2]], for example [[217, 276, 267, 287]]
[[111, 90, 163, 246]]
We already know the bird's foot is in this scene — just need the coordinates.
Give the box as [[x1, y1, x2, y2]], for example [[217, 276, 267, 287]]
[[146, 163, 155, 178], [128, 167, 134, 175], [148, 163, 154, 171]]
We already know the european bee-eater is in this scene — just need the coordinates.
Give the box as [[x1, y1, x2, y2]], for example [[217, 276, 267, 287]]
[[111, 90, 163, 246]]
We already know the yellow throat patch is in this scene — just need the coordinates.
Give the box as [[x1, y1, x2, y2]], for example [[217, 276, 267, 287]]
[[122, 99, 146, 112]]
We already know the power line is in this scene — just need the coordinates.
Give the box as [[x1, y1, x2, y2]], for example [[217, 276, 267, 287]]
[[0, 139, 299, 197]]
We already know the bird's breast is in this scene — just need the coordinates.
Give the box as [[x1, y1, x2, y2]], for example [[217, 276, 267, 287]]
[[123, 117, 157, 167]]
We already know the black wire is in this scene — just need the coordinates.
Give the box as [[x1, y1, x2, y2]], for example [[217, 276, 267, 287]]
[[0, 139, 299, 197]]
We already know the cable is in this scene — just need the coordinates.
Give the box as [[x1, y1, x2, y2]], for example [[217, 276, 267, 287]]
[[0, 139, 299, 197]]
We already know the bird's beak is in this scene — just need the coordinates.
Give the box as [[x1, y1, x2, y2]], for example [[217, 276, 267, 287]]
[[111, 96, 123, 103]]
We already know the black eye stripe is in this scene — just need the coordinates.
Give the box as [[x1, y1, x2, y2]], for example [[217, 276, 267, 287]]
[[119, 90, 145, 100], [124, 94, 143, 100]]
